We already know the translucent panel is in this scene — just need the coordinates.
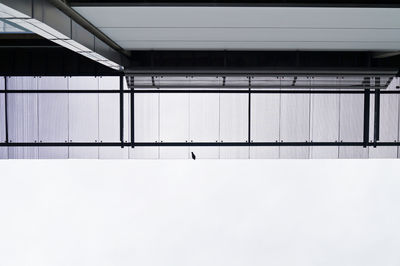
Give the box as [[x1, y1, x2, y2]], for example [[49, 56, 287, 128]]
[[250, 94, 280, 159], [159, 93, 189, 159], [0, 77, 7, 159], [339, 93, 368, 158], [310, 79, 340, 159], [98, 77, 129, 159], [7, 77, 38, 159], [130, 94, 159, 159], [189, 93, 219, 159], [280, 92, 310, 159], [68, 77, 99, 159], [369, 93, 399, 159], [37, 77, 69, 159], [220, 94, 248, 159]]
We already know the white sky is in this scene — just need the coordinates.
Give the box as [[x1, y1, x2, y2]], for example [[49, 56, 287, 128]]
[[1, 159, 399, 266]]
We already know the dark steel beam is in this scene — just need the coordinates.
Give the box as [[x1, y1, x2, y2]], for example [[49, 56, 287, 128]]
[[130, 77, 135, 148], [1, 141, 400, 147], [4, 77, 9, 144], [68, 0, 400, 8], [363, 78, 371, 148], [373, 77, 381, 146], [0, 89, 399, 94], [120, 75, 124, 148]]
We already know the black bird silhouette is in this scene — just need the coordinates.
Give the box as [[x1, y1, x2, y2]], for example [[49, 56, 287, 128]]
[[191, 152, 196, 160]]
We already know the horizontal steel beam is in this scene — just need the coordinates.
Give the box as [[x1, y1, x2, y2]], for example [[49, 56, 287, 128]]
[[0, 142, 400, 147], [68, 0, 400, 8], [0, 89, 399, 94]]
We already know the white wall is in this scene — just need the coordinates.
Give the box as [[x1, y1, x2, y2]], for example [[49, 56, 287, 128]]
[[0, 160, 399, 266]]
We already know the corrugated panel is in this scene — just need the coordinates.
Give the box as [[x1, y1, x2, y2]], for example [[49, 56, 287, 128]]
[[189, 93, 219, 159], [369, 94, 398, 158], [220, 94, 248, 159], [339, 88, 368, 159], [130, 93, 159, 159], [98, 77, 129, 159], [7, 77, 38, 159], [280, 78, 310, 159], [159, 93, 189, 159], [250, 93, 280, 159], [369, 78, 399, 158], [310, 78, 340, 159], [0, 77, 7, 159], [37, 77, 69, 159], [68, 77, 99, 159]]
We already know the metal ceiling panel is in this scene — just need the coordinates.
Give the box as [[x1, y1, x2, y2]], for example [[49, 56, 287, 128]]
[[310, 78, 340, 159], [98, 76, 129, 159], [280, 78, 310, 159], [68, 77, 99, 158], [7, 77, 38, 159], [37, 77, 69, 159], [74, 6, 400, 50]]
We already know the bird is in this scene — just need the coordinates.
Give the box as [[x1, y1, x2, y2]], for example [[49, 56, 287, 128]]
[[191, 152, 196, 160]]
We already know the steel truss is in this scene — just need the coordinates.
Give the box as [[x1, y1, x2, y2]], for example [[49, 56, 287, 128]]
[[1, 75, 400, 148]]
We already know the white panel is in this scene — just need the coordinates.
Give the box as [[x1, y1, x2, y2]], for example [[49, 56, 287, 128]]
[[115, 41, 400, 51], [0, 77, 7, 159], [74, 7, 400, 51], [339, 92, 368, 159], [369, 93, 399, 159], [159, 93, 189, 159], [7, 77, 38, 159], [130, 93, 159, 159], [74, 7, 400, 28], [280, 89, 310, 159], [189, 93, 219, 159], [310, 80, 340, 159], [68, 77, 99, 159], [38, 77, 69, 159], [98, 77, 129, 159], [220, 94, 248, 159], [250, 94, 280, 159], [102, 28, 400, 42]]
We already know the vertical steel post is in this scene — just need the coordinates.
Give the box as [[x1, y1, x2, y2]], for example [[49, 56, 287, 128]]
[[4, 77, 8, 143], [248, 76, 251, 143], [119, 75, 124, 148], [363, 77, 370, 148], [373, 77, 380, 147], [130, 76, 135, 148]]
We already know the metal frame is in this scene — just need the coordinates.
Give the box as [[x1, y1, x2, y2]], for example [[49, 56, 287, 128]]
[[2, 75, 400, 148]]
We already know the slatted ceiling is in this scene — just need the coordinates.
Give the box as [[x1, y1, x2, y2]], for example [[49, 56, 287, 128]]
[[68, 76, 99, 159], [73, 6, 400, 51], [37, 77, 69, 159], [7, 77, 38, 159]]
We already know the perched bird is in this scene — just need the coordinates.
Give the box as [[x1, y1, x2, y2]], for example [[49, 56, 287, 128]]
[[191, 152, 196, 160]]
